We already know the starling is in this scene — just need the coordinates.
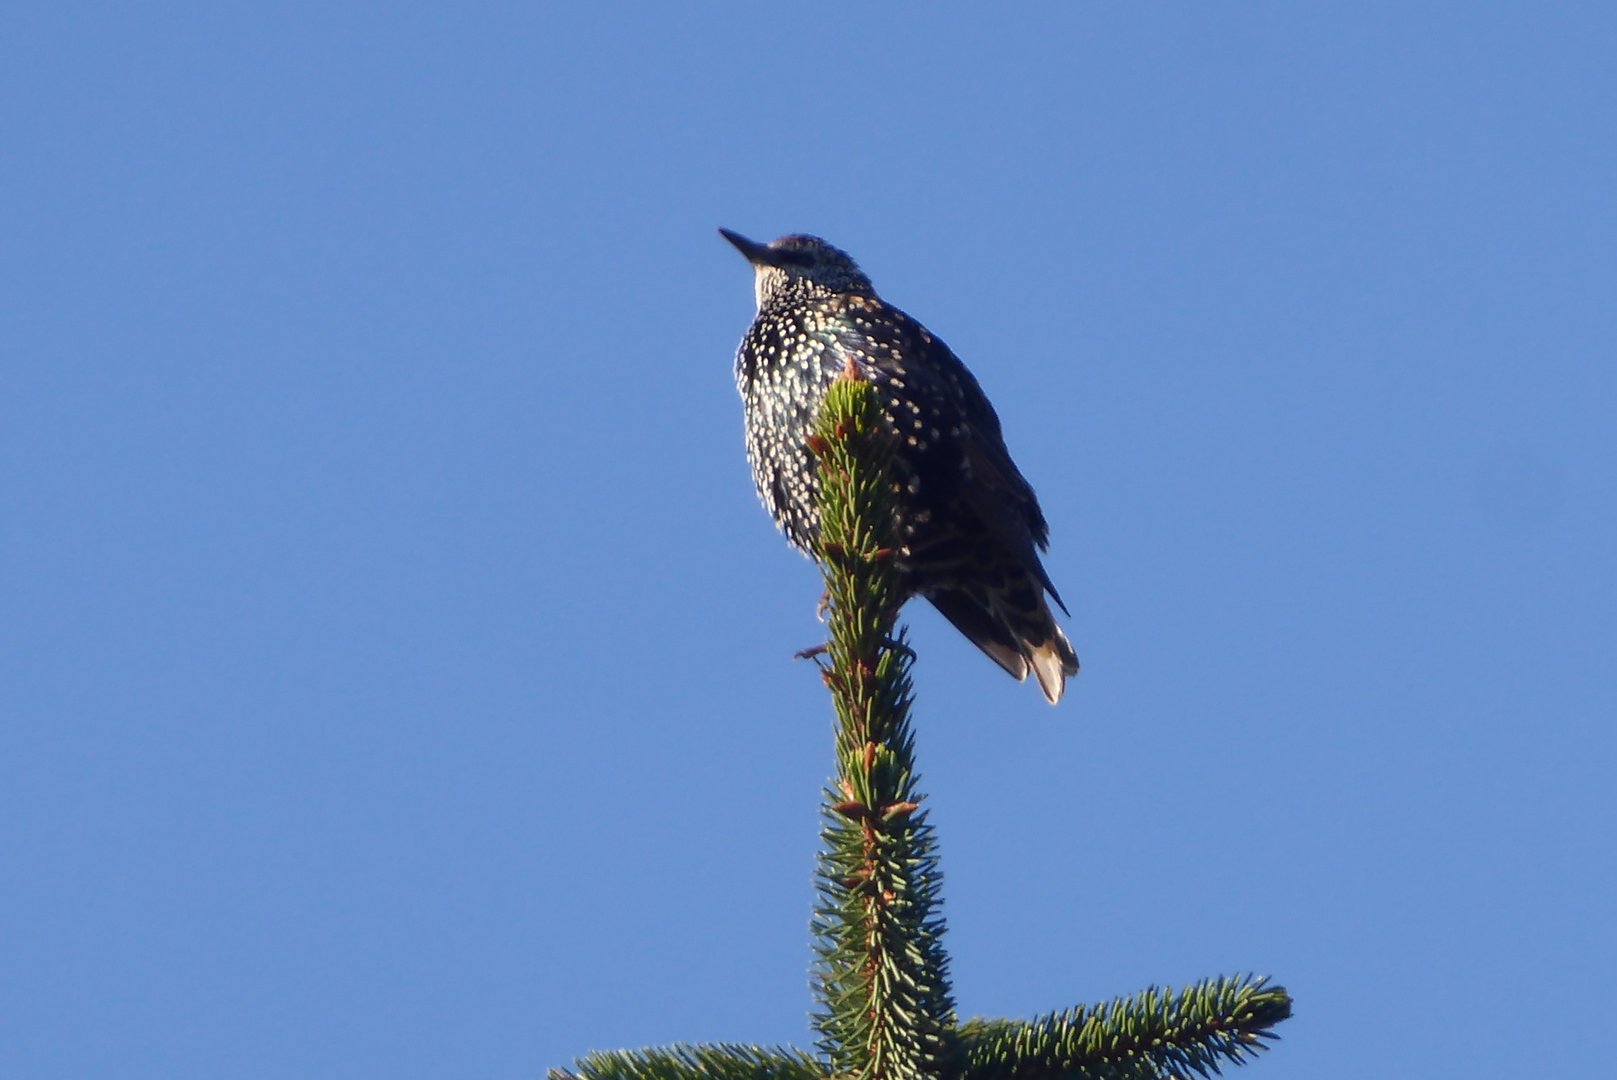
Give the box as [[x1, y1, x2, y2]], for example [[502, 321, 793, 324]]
[[721, 229, 1079, 703]]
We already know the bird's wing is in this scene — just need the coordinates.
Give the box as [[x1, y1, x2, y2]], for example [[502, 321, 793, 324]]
[[915, 328, 1050, 539], [953, 432, 1067, 613], [841, 303, 1066, 612]]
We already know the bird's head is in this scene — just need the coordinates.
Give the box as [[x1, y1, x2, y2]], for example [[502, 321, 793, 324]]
[[719, 229, 876, 308]]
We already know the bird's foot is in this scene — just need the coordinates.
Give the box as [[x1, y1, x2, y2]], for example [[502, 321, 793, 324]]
[[881, 637, 916, 661]]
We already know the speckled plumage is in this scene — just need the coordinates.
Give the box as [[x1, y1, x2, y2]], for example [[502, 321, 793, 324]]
[[721, 230, 1079, 703]]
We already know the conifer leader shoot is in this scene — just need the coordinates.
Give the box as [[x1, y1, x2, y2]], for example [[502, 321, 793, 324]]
[[721, 229, 1079, 703]]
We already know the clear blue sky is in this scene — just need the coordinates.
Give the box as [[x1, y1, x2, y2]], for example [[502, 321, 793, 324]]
[[3, 4, 1613, 1078]]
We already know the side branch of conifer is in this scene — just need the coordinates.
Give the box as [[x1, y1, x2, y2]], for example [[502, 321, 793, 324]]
[[550, 1044, 825, 1080], [955, 976, 1292, 1080]]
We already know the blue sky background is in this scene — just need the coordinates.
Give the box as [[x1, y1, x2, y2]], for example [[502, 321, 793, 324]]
[[3, 4, 1614, 1078]]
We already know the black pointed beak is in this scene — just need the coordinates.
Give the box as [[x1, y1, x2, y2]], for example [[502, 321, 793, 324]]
[[719, 228, 776, 266]]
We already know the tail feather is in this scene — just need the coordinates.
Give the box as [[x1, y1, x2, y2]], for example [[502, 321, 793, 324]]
[[1026, 626, 1079, 705], [925, 580, 1079, 704]]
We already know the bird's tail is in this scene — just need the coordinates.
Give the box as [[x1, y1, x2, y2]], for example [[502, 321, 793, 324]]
[[925, 573, 1079, 704]]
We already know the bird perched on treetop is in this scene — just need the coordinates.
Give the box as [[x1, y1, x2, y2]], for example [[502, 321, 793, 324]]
[[721, 229, 1079, 703]]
